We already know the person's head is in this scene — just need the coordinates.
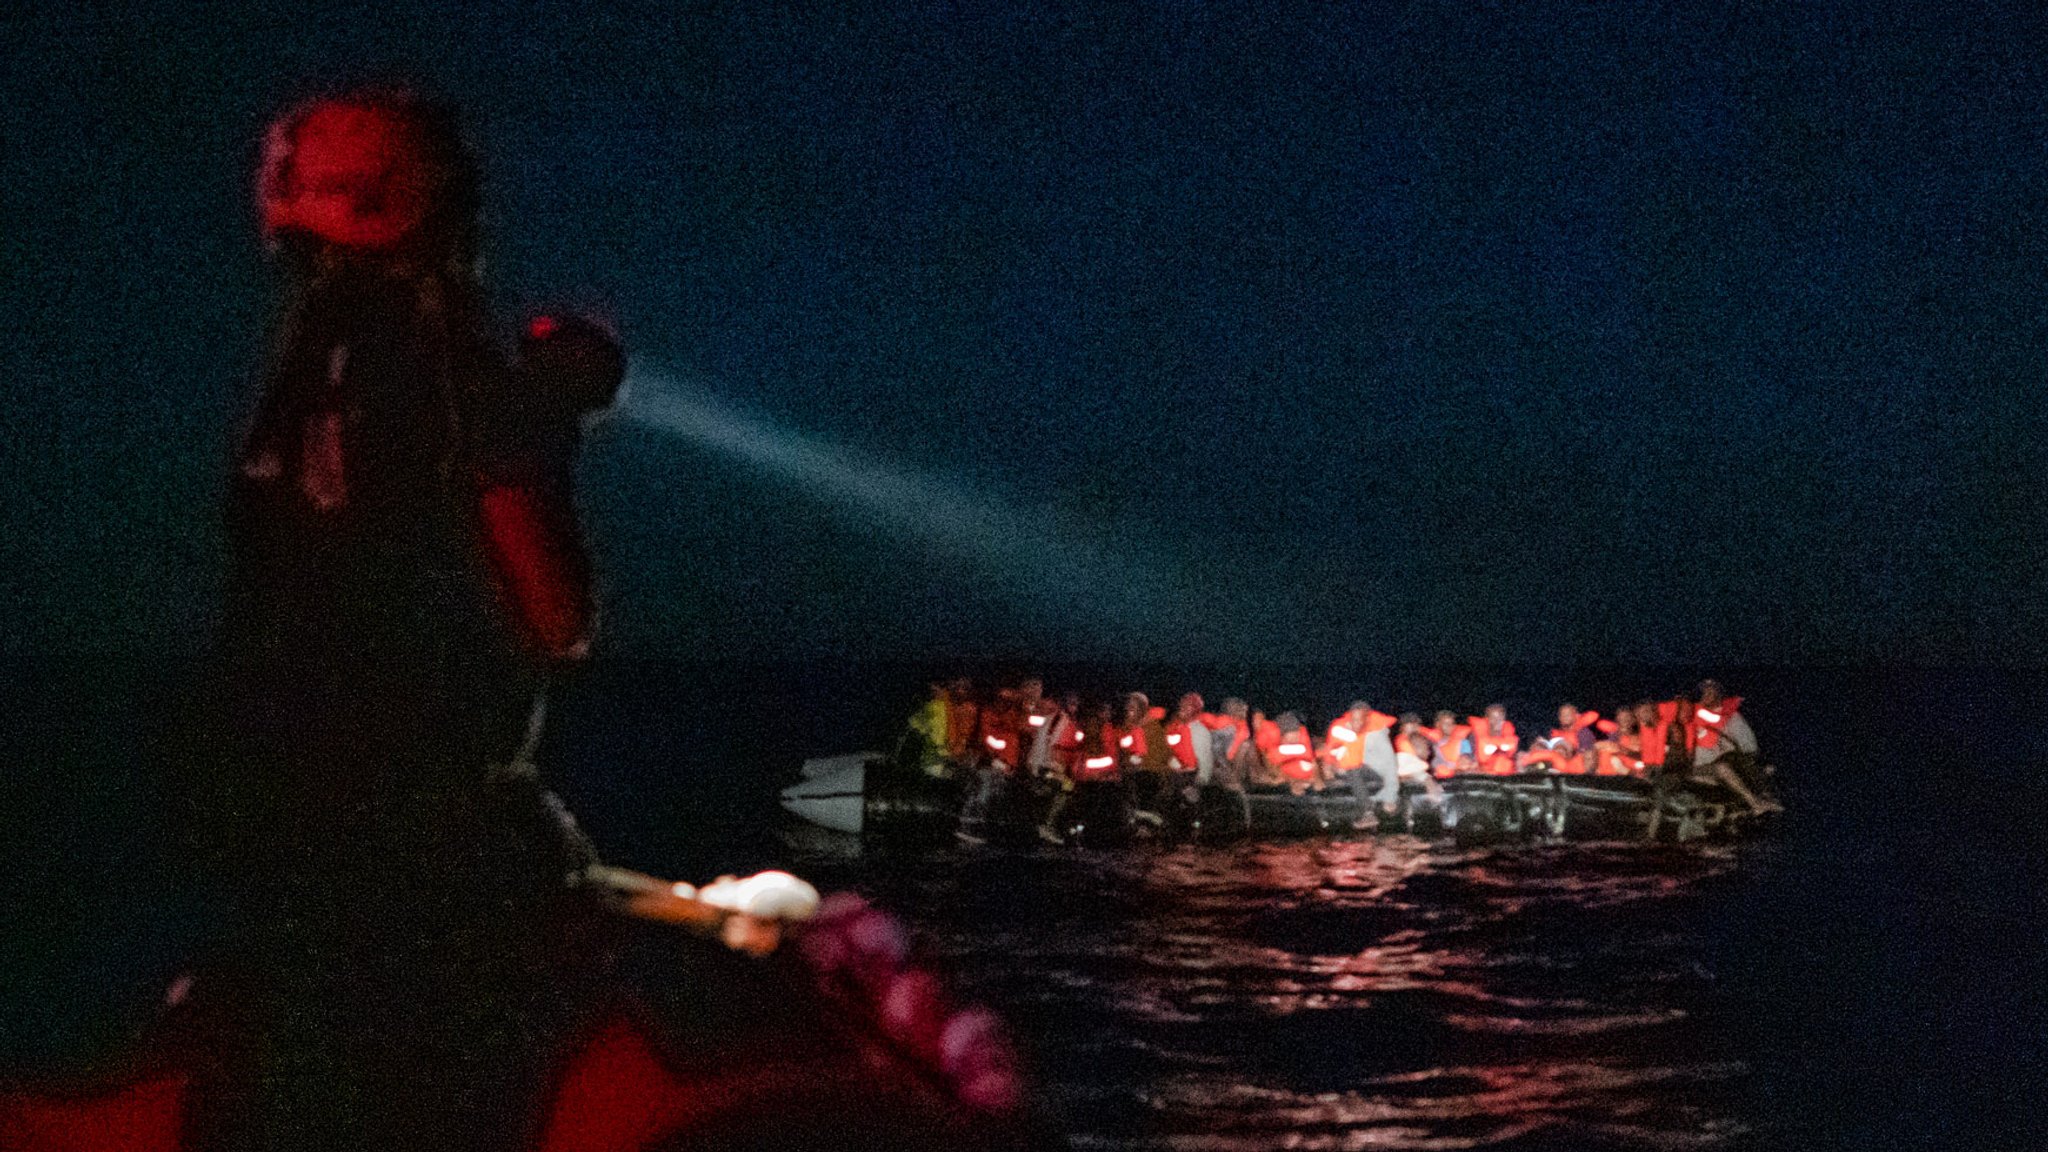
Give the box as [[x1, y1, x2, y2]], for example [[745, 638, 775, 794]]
[[1015, 678, 1044, 704], [1222, 697, 1249, 720], [1276, 711, 1305, 734], [1434, 709, 1458, 732], [1061, 691, 1081, 715], [259, 88, 480, 266], [1612, 708, 1638, 733], [1633, 699, 1659, 727], [1346, 700, 1371, 723], [1484, 703, 1507, 726], [1175, 692, 1204, 722], [1399, 712, 1423, 735], [1557, 704, 1580, 729], [1121, 692, 1149, 724], [1697, 679, 1725, 707], [947, 677, 973, 701]]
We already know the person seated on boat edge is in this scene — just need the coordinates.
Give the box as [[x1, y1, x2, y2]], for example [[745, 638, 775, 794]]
[[1592, 707, 1645, 776], [1024, 685, 1073, 780], [1691, 680, 1781, 815], [1424, 711, 1475, 778], [1248, 708, 1282, 785], [1469, 704, 1521, 775], [1013, 677, 1058, 766], [1121, 693, 1174, 825], [1392, 713, 1449, 803], [1177, 696, 1253, 832], [1521, 704, 1600, 774], [1162, 692, 1210, 816], [944, 677, 981, 765], [899, 683, 956, 779], [1264, 711, 1320, 796], [956, 685, 1027, 845], [1032, 692, 1086, 845], [1634, 698, 1678, 778], [1321, 701, 1397, 826], [1073, 700, 1123, 787]]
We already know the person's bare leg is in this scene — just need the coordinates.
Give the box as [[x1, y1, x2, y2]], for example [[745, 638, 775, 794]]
[[1711, 762, 1771, 815]]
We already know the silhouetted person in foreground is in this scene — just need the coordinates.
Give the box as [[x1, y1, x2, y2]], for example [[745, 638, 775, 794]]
[[196, 88, 599, 1152]]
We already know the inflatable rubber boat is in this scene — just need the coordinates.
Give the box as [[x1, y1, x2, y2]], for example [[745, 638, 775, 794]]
[[782, 755, 1774, 846]]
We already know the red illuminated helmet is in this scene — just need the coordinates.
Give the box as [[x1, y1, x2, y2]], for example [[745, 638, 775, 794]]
[[258, 89, 477, 254]]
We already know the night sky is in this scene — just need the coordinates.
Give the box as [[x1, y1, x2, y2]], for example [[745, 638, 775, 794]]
[[5, 2, 2044, 665]]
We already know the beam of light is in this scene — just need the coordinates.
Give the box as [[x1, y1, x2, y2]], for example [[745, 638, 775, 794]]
[[613, 370, 1245, 650]]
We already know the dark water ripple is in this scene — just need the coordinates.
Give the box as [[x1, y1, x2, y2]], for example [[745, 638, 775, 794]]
[[792, 837, 1770, 1151]]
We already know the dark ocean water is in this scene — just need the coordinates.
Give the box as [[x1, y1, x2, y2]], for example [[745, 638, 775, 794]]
[[4, 659, 2043, 1149]]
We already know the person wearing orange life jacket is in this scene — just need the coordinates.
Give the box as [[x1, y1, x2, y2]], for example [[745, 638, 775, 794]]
[[1033, 692, 1086, 845], [1689, 680, 1780, 815], [1643, 694, 1698, 840], [1009, 677, 1053, 764], [1424, 710, 1475, 778], [1521, 704, 1600, 774], [1118, 693, 1174, 826], [1248, 708, 1278, 784], [943, 677, 980, 764], [1026, 686, 1074, 778], [1322, 701, 1399, 823], [1469, 704, 1520, 775], [1163, 693, 1205, 775], [1158, 693, 1208, 824], [1633, 699, 1677, 776], [1263, 711, 1319, 794], [957, 687, 1024, 845], [1592, 707, 1645, 776], [1391, 713, 1448, 805], [1076, 701, 1123, 785], [1202, 698, 1254, 789]]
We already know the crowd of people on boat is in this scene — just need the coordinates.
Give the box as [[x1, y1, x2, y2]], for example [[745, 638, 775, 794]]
[[898, 677, 1782, 844]]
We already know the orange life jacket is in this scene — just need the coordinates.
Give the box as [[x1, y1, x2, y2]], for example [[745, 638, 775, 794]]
[[1594, 741, 1643, 776], [977, 707, 1022, 770], [1163, 720, 1199, 770], [1469, 719, 1520, 775], [1638, 704, 1676, 768], [944, 698, 978, 761], [1115, 722, 1147, 767], [1051, 713, 1087, 770], [1527, 711, 1600, 774], [1691, 697, 1745, 751], [1269, 729, 1317, 782], [1204, 713, 1250, 761], [1423, 724, 1471, 777], [1075, 725, 1121, 782]]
